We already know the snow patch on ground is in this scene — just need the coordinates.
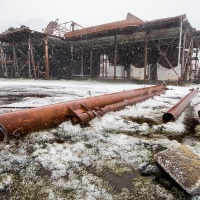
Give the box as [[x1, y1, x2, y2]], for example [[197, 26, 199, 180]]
[[0, 79, 199, 199]]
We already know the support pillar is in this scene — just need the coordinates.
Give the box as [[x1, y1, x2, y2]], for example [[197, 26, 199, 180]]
[[105, 55, 108, 77], [126, 65, 131, 79], [0, 43, 5, 77], [178, 20, 183, 80], [70, 43, 74, 77], [144, 32, 148, 80], [28, 37, 32, 78], [102, 55, 105, 77], [90, 47, 93, 78], [188, 39, 194, 81], [81, 49, 83, 77], [114, 36, 117, 80], [30, 44, 36, 79], [194, 48, 199, 79], [12, 43, 19, 78], [181, 31, 186, 79], [44, 37, 49, 79]]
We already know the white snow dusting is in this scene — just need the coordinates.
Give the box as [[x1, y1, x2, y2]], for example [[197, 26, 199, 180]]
[[0, 79, 199, 199]]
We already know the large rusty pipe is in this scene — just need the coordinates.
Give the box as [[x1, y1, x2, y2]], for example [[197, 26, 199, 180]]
[[162, 89, 198, 123], [72, 90, 165, 125], [0, 84, 166, 141]]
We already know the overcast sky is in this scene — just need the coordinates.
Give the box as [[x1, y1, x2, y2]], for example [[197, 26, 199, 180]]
[[0, 0, 200, 32]]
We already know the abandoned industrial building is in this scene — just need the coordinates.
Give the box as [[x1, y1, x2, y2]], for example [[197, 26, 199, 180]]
[[0, 13, 200, 84]]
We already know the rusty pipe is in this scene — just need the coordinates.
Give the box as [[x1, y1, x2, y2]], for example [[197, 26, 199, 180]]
[[0, 84, 166, 141], [71, 90, 165, 125], [162, 89, 198, 123]]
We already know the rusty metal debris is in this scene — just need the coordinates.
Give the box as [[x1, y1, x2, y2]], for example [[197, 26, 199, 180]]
[[154, 144, 200, 195], [0, 84, 167, 142], [162, 88, 199, 123]]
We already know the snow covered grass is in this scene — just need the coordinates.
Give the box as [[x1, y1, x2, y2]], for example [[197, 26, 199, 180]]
[[0, 78, 199, 199]]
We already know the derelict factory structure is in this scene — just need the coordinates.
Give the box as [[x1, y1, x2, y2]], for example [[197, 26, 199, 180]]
[[0, 13, 200, 83]]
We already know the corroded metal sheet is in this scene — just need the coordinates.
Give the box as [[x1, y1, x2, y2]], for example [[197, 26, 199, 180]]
[[154, 144, 200, 195]]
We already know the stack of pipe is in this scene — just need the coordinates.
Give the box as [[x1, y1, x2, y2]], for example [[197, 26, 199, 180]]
[[0, 84, 167, 142]]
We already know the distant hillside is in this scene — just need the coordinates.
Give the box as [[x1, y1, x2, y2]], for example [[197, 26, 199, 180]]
[[0, 18, 49, 33], [23, 18, 49, 32]]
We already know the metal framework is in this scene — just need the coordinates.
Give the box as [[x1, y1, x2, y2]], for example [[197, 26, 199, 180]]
[[43, 19, 84, 37], [0, 14, 200, 83], [64, 14, 200, 83]]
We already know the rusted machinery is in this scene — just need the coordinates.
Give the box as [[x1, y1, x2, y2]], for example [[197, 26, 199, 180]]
[[162, 88, 199, 123], [0, 84, 167, 142]]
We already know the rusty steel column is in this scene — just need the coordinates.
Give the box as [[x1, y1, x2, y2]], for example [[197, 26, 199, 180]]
[[28, 37, 32, 78], [144, 32, 148, 80], [70, 42, 74, 78], [44, 37, 49, 79], [0, 84, 166, 142], [114, 36, 117, 80], [181, 31, 186, 79], [30, 44, 36, 79], [81, 49, 84, 77], [162, 89, 198, 123], [102, 55, 105, 77], [105, 55, 108, 77], [90, 47, 93, 78]]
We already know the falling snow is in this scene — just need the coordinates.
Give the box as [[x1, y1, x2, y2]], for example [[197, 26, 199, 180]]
[[0, 79, 199, 199]]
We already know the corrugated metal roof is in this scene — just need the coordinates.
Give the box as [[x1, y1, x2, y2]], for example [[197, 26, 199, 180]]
[[64, 14, 189, 40], [64, 13, 144, 39], [145, 14, 185, 24]]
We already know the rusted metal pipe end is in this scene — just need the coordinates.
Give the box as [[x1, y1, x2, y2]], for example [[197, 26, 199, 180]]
[[162, 89, 199, 123], [162, 113, 175, 123], [70, 115, 81, 125], [70, 111, 96, 125]]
